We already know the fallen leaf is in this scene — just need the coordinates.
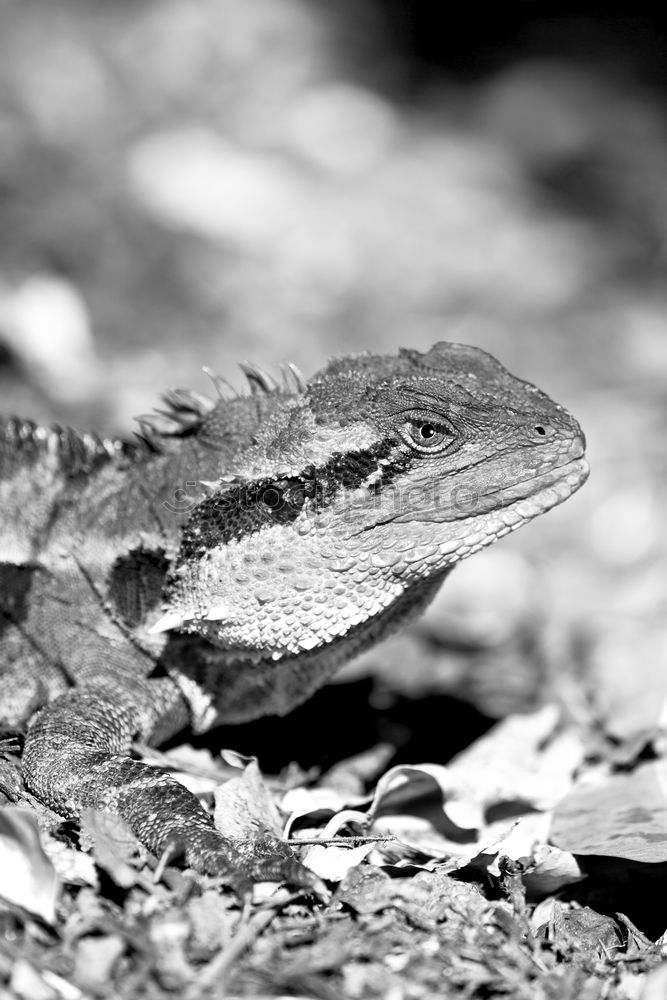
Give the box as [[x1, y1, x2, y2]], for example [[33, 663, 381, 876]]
[[551, 759, 667, 862], [187, 891, 238, 959], [321, 743, 395, 797], [214, 757, 283, 840], [149, 911, 192, 990], [0, 808, 60, 924], [536, 900, 622, 960], [283, 786, 357, 834], [42, 836, 98, 889], [73, 935, 125, 993], [485, 812, 553, 874], [335, 865, 393, 914], [300, 810, 374, 881], [641, 962, 667, 1000], [447, 704, 584, 811], [522, 844, 585, 897], [483, 811, 583, 894], [369, 762, 482, 833], [80, 809, 144, 889], [40, 971, 83, 1000], [303, 841, 375, 882], [283, 708, 585, 879], [10, 958, 58, 1000]]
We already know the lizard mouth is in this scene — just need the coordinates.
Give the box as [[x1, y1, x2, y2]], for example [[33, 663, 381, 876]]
[[374, 454, 589, 528], [476, 455, 590, 519]]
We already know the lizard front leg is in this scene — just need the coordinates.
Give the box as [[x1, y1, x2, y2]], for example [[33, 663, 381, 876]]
[[21, 677, 314, 894]]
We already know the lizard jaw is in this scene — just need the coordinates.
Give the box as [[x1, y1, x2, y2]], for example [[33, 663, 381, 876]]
[[484, 454, 590, 518], [487, 455, 589, 531], [431, 456, 590, 564], [374, 454, 589, 532]]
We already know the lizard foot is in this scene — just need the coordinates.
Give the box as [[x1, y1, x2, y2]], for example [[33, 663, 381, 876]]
[[22, 689, 327, 898], [158, 824, 327, 899]]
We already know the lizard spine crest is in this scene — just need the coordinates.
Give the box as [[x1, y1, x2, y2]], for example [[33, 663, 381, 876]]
[[135, 360, 306, 449], [0, 416, 135, 476]]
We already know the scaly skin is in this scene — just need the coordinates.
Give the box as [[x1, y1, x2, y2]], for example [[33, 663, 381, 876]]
[[0, 342, 588, 891]]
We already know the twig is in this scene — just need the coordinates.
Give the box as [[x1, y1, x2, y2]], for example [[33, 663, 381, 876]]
[[616, 912, 653, 951], [288, 835, 396, 847], [185, 890, 301, 998]]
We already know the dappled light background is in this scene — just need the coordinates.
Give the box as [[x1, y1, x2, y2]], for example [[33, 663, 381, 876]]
[[1, 0, 666, 742]]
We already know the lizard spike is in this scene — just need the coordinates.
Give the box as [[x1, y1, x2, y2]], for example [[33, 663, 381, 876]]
[[144, 409, 190, 434], [163, 388, 213, 414], [281, 361, 307, 394], [148, 611, 187, 634], [202, 366, 238, 399], [134, 419, 161, 451], [135, 409, 198, 446], [199, 477, 242, 491], [239, 362, 279, 395]]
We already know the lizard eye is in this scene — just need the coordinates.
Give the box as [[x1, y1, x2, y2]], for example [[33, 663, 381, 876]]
[[399, 417, 454, 454]]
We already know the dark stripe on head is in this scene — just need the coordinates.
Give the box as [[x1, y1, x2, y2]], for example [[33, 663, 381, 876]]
[[177, 474, 315, 562], [176, 440, 412, 561]]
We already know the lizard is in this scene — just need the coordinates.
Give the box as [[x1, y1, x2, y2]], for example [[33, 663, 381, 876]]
[[0, 341, 588, 894]]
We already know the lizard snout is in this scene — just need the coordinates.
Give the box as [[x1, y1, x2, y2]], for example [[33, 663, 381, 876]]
[[529, 408, 587, 461]]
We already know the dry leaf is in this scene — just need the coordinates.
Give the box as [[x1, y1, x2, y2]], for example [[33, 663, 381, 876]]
[[551, 759, 667, 862], [641, 962, 667, 1000], [214, 757, 283, 840], [303, 842, 375, 882], [283, 786, 356, 833], [447, 704, 584, 810], [41, 836, 98, 889], [10, 958, 59, 1000], [80, 809, 144, 889], [0, 808, 60, 924], [369, 762, 482, 833], [301, 811, 374, 881], [283, 709, 584, 878], [73, 935, 125, 993]]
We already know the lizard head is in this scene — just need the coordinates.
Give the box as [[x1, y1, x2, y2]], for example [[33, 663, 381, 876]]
[[152, 342, 588, 660]]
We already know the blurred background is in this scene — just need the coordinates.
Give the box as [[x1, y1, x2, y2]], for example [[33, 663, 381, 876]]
[[1, 0, 666, 763]]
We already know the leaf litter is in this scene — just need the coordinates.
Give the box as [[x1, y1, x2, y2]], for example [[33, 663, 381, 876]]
[[5, 698, 667, 998]]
